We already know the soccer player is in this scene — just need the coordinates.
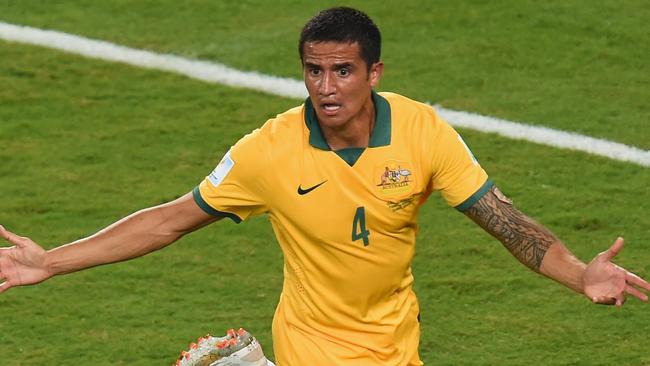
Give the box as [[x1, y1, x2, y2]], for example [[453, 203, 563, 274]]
[[1, 7, 649, 366]]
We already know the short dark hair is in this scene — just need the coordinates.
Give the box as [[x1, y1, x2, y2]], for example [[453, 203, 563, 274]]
[[299, 7, 381, 70]]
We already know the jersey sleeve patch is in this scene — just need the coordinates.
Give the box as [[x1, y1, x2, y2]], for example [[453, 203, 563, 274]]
[[454, 178, 494, 212], [458, 134, 479, 166], [207, 150, 234, 188], [192, 186, 243, 223]]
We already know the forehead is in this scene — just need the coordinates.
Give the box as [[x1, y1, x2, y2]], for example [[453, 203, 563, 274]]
[[302, 41, 364, 65]]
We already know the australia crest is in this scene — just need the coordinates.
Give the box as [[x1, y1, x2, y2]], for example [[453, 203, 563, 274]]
[[375, 160, 414, 198]]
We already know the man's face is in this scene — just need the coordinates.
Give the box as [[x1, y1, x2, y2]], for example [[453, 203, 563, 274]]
[[302, 41, 383, 131]]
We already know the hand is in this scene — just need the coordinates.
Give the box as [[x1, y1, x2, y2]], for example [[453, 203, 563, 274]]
[[0, 225, 52, 294], [583, 237, 650, 307]]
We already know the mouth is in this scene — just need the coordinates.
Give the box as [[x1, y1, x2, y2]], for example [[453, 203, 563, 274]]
[[320, 103, 342, 116]]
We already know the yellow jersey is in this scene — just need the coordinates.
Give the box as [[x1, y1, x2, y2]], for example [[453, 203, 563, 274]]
[[194, 91, 490, 365]]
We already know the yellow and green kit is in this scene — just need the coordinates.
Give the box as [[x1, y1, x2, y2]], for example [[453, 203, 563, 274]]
[[194, 91, 491, 365]]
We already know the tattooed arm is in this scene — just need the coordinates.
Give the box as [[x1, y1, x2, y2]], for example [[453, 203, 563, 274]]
[[464, 185, 585, 292], [464, 185, 650, 305]]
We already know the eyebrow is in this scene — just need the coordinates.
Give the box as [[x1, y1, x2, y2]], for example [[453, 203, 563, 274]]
[[333, 62, 353, 70], [303, 62, 353, 70]]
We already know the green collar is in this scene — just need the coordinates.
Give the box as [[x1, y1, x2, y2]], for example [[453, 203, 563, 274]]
[[304, 90, 391, 150]]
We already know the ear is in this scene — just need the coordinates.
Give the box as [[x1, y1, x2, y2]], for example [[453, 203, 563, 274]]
[[368, 61, 384, 88]]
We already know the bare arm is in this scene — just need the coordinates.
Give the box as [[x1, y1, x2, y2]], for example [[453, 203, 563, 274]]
[[45, 191, 218, 274], [463, 185, 650, 304], [464, 185, 585, 292], [0, 192, 218, 292]]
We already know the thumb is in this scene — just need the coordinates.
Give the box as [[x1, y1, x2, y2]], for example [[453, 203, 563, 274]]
[[0, 225, 29, 248], [599, 237, 624, 263]]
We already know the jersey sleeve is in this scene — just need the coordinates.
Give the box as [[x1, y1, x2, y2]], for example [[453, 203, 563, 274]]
[[193, 128, 270, 223], [428, 110, 492, 211]]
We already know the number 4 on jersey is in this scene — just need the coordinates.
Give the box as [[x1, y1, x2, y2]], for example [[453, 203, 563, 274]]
[[351, 206, 370, 246]]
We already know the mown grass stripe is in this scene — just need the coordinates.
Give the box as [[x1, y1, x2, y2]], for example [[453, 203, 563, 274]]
[[1, 21, 648, 167]]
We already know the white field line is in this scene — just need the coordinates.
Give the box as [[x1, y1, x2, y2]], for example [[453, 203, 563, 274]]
[[1, 21, 648, 167], [435, 108, 650, 167]]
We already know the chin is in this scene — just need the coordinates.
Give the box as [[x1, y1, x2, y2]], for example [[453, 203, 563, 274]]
[[315, 113, 346, 127], [319, 117, 351, 131]]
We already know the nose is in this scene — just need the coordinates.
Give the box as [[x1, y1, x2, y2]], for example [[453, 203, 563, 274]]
[[319, 71, 336, 96]]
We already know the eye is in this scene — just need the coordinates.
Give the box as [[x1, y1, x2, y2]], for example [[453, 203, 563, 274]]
[[338, 68, 350, 77], [309, 68, 321, 76]]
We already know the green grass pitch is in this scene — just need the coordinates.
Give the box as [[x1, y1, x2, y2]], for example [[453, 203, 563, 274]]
[[0, 1, 648, 365]]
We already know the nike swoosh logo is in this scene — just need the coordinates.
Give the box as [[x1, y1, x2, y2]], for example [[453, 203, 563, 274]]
[[297, 180, 327, 195]]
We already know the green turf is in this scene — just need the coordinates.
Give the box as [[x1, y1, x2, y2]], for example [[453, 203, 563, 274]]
[[1, 0, 648, 149], [0, 2, 649, 365]]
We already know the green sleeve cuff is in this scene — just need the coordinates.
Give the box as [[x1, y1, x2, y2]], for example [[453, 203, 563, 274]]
[[455, 179, 494, 212], [192, 186, 242, 223]]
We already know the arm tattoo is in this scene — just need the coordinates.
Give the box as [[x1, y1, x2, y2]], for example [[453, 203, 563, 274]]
[[464, 186, 557, 272]]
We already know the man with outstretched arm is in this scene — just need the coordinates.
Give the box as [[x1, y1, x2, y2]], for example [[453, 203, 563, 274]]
[[1, 6, 649, 366]]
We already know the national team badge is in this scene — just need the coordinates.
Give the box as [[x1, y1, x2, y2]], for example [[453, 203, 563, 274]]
[[375, 160, 415, 198]]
